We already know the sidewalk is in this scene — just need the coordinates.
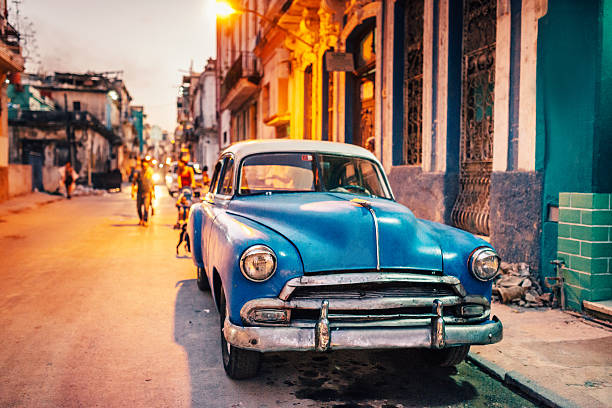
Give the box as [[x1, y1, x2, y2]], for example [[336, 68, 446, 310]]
[[0, 191, 64, 218], [470, 303, 612, 407]]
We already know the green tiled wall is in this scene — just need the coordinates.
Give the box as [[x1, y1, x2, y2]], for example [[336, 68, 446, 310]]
[[557, 193, 612, 311]]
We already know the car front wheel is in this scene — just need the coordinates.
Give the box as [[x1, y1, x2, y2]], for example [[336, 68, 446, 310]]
[[196, 266, 209, 291], [426, 345, 470, 367], [219, 290, 261, 379]]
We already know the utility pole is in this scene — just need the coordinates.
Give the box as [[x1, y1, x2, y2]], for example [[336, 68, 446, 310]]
[[64, 94, 75, 166]]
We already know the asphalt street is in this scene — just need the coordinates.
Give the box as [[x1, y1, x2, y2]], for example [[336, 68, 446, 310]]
[[0, 187, 536, 407]]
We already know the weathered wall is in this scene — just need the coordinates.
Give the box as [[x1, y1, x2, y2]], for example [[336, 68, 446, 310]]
[[8, 164, 32, 197], [490, 171, 543, 271], [43, 166, 61, 193], [0, 166, 7, 202], [536, 0, 609, 280], [594, 0, 612, 194], [388, 166, 459, 224], [48, 90, 107, 124]]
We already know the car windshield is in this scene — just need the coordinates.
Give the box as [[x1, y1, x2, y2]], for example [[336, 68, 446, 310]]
[[238, 152, 392, 199]]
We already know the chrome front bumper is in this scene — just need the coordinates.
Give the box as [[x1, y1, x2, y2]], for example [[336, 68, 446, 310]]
[[224, 272, 503, 352], [223, 314, 503, 352]]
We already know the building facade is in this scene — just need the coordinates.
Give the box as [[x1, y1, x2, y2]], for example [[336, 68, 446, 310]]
[[7, 72, 135, 190], [176, 59, 220, 172], [191, 59, 219, 171], [0, 0, 24, 200], [216, 0, 612, 310], [216, 1, 262, 148]]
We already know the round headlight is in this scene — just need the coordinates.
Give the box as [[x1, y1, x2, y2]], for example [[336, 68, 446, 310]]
[[469, 247, 500, 281], [240, 245, 277, 282]]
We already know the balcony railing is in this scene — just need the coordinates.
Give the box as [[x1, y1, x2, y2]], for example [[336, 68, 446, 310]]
[[220, 52, 261, 103], [0, 17, 21, 55], [10, 110, 122, 145]]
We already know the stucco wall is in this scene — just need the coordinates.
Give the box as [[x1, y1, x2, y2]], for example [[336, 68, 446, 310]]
[[8, 164, 32, 197], [388, 166, 459, 224], [0, 166, 7, 202], [43, 166, 62, 193], [536, 0, 610, 280], [490, 171, 543, 272]]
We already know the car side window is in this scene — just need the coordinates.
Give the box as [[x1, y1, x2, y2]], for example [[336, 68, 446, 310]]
[[218, 157, 235, 195], [209, 160, 223, 194]]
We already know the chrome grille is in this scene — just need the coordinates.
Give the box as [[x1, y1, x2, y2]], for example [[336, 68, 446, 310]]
[[288, 281, 456, 301]]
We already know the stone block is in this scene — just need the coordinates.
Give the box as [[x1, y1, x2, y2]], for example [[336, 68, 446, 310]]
[[557, 237, 580, 255], [580, 242, 612, 258], [564, 284, 584, 310], [562, 269, 581, 288], [558, 223, 571, 238], [579, 272, 592, 288], [592, 288, 612, 301], [565, 297, 582, 311], [591, 273, 612, 290], [582, 210, 612, 226], [571, 225, 609, 241], [570, 193, 595, 209], [559, 192, 571, 207], [571, 255, 609, 274], [559, 208, 581, 223], [593, 194, 611, 209], [557, 253, 571, 268]]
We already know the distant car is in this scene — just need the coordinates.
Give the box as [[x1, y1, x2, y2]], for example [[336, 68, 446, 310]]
[[188, 140, 503, 379], [165, 162, 204, 197]]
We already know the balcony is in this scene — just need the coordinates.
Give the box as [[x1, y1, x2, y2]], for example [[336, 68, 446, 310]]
[[220, 52, 261, 111], [0, 17, 24, 72]]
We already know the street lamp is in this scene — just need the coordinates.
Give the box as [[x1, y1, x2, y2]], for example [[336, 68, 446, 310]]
[[214, 1, 236, 17], [215, 1, 314, 49]]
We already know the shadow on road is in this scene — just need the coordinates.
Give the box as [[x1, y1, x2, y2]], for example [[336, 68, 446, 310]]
[[109, 223, 141, 227], [173, 279, 479, 407]]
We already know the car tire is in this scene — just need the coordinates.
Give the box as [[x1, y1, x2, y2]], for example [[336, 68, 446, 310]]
[[219, 290, 261, 379], [196, 266, 209, 291], [426, 345, 470, 367]]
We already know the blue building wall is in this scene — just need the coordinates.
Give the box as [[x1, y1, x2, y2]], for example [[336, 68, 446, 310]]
[[536, 0, 610, 281]]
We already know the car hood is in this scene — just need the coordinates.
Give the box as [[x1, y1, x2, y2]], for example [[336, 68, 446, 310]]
[[227, 193, 442, 273]]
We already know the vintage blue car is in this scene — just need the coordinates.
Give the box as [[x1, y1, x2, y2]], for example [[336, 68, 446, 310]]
[[188, 140, 502, 379]]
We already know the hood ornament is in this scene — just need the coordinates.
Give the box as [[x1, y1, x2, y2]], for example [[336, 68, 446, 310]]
[[351, 198, 380, 271]]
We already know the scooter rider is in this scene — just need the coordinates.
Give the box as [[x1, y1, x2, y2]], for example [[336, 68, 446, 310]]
[[177, 159, 195, 190], [174, 156, 195, 229]]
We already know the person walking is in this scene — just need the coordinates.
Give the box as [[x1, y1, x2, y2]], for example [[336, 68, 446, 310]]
[[131, 159, 155, 226], [201, 165, 211, 188], [59, 161, 78, 199]]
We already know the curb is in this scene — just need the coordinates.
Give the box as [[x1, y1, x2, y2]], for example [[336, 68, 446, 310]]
[[467, 353, 580, 408]]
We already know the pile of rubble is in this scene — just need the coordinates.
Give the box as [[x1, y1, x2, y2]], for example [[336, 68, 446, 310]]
[[492, 262, 553, 308]]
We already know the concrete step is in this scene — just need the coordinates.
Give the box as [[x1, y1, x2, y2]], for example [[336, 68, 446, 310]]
[[583, 299, 612, 322]]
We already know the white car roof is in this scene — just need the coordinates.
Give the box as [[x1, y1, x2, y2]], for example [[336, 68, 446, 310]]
[[220, 139, 379, 163]]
